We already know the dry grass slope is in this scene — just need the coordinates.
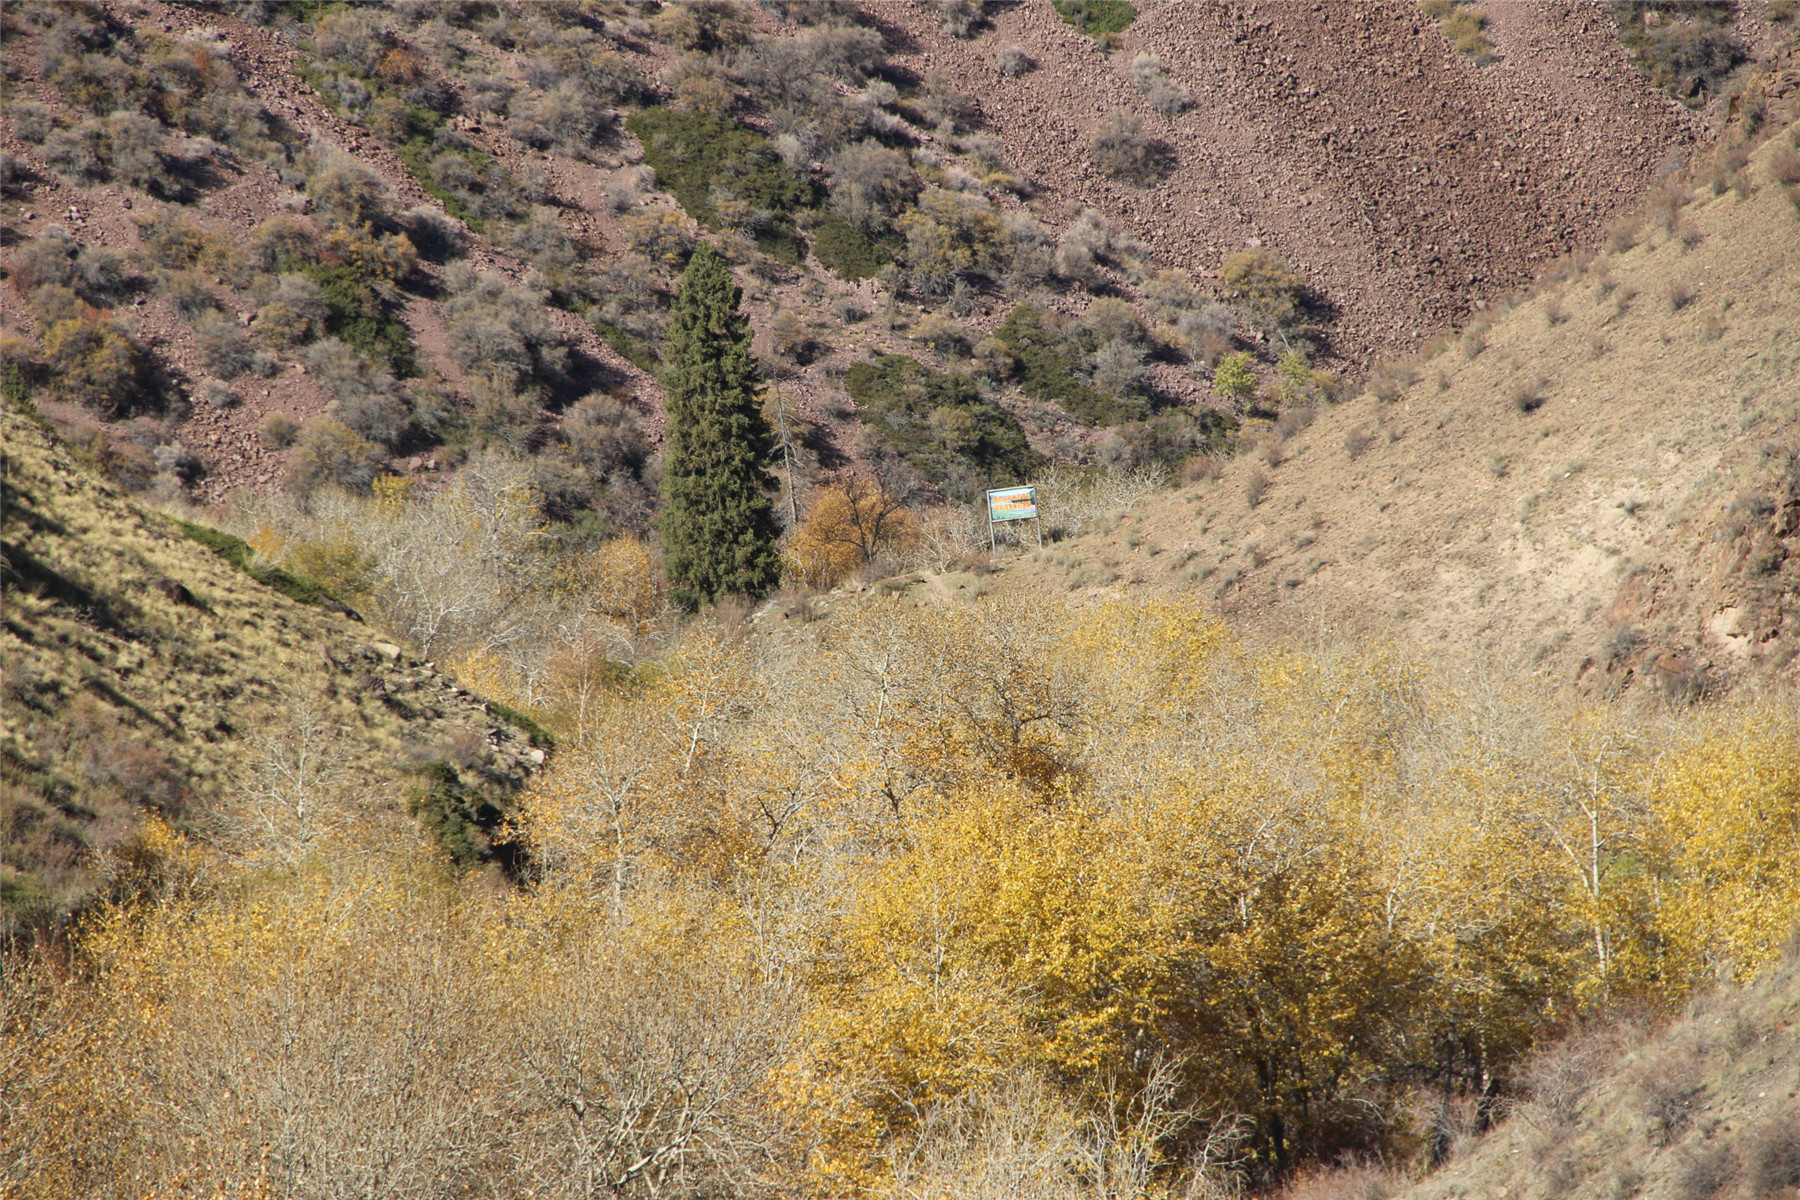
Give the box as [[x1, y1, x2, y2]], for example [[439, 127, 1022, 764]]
[[1392, 953, 1800, 1200], [1, 400, 540, 934], [991, 119, 1800, 698]]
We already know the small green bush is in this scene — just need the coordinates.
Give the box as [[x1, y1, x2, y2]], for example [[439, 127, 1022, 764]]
[[407, 761, 522, 874], [625, 108, 818, 264], [1054, 0, 1137, 38], [845, 355, 1042, 496], [1212, 352, 1257, 403], [300, 263, 418, 375], [811, 207, 893, 281], [994, 305, 1145, 425]]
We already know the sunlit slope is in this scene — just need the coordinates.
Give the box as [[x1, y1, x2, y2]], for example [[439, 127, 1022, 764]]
[[1395, 956, 1800, 1200], [0, 401, 541, 932], [1003, 124, 1800, 696]]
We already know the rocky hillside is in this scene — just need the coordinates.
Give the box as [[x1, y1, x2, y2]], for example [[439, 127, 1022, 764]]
[[0, 0, 1761, 518], [864, 0, 1705, 353]]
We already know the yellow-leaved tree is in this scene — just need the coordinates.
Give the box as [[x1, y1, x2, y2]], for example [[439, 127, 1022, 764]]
[[785, 474, 918, 591], [1650, 709, 1800, 991]]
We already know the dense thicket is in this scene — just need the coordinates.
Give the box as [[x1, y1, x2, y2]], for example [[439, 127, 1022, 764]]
[[6, 596, 1795, 1198]]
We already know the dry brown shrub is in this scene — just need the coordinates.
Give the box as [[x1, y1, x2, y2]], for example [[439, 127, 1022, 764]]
[[1633, 1038, 1705, 1147], [1749, 1116, 1800, 1193], [1511, 376, 1549, 413], [1769, 146, 1800, 186], [1245, 467, 1269, 508], [1089, 110, 1171, 185]]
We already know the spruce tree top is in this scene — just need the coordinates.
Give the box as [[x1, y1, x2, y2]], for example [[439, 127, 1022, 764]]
[[658, 243, 783, 609]]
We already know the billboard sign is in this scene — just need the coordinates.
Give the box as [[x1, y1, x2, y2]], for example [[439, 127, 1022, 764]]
[[986, 486, 1037, 522]]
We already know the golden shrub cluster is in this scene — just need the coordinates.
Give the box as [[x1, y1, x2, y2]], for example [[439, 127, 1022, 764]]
[[5, 597, 1795, 1196], [784, 474, 918, 591]]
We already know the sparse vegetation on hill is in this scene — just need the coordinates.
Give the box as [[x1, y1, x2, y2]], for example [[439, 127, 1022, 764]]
[[1610, 0, 1746, 106], [4, 4, 1798, 1197], [995, 304, 1146, 426]]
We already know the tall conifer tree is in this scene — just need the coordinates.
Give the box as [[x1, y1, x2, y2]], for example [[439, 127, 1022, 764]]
[[658, 243, 782, 609]]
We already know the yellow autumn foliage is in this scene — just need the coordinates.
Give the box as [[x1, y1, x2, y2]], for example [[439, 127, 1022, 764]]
[[5, 594, 1795, 1198], [1650, 713, 1800, 990], [785, 475, 919, 591]]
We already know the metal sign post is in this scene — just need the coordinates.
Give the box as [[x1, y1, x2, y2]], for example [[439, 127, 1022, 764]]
[[985, 485, 1042, 553]]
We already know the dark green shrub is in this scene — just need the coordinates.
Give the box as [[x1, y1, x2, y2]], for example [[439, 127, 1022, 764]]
[[845, 355, 1042, 496], [1054, 0, 1137, 39], [811, 208, 893, 281], [484, 702, 555, 751], [625, 108, 818, 264], [1, 358, 35, 406], [994, 305, 1146, 425], [407, 760, 523, 874], [300, 263, 418, 375]]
